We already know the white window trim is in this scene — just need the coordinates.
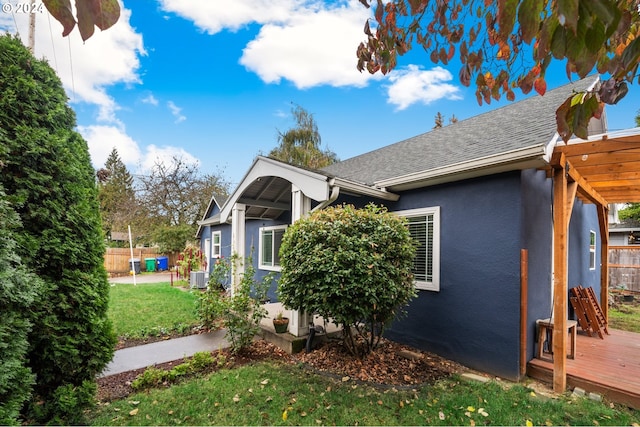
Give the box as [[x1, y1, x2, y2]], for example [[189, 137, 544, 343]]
[[212, 231, 222, 259], [589, 230, 596, 271], [259, 224, 288, 271], [395, 206, 441, 292]]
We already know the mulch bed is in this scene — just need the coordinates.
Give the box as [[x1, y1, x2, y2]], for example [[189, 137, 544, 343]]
[[97, 337, 465, 402]]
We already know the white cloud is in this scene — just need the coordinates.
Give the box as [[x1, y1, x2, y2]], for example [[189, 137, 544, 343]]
[[142, 94, 159, 106], [79, 125, 143, 169], [167, 101, 186, 123], [0, 2, 145, 124], [80, 125, 200, 175], [157, 0, 298, 34], [141, 145, 200, 172], [240, 3, 376, 88], [159, 0, 378, 89], [386, 66, 462, 110]]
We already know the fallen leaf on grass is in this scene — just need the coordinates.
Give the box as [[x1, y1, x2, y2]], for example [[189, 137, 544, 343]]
[[129, 408, 139, 416], [233, 394, 240, 403], [260, 379, 269, 385]]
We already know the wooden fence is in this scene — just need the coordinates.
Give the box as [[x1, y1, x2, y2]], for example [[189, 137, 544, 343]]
[[608, 246, 640, 292], [104, 248, 178, 275]]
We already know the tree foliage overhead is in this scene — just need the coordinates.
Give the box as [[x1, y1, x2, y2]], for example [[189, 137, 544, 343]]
[[0, 34, 115, 424], [278, 204, 417, 358], [357, 0, 640, 141], [43, 0, 120, 41], [269, 104, 338, 169]]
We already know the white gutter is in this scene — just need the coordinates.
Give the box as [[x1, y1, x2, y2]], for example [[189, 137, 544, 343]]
[[330, 177, 400, 201], [376, 145, 547, 191]]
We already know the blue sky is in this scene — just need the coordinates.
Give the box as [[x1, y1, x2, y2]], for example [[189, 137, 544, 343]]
[[2, 1, 639, 187]]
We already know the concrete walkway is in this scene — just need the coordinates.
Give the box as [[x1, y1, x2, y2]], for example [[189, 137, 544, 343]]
[[101, 329, 230, 377], [109, 271, 176, 285], [103, 272, 228, 377]]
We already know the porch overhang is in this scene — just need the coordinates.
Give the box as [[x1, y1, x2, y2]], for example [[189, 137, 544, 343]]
[[548, 127, 640, 394], [219, 156, 332, 223]]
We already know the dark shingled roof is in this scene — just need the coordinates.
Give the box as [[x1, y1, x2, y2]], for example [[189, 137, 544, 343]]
[[322, 77, 598, 186]]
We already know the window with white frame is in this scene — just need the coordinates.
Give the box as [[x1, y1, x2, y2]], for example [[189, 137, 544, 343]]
[[396, 207, 441, 291], [589, 230, 596, 270], [259, 225, 287, 271], [211, 231, 222, 259]]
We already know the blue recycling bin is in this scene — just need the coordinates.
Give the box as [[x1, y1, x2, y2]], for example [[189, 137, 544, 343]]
[[156, 256, 169, 271]]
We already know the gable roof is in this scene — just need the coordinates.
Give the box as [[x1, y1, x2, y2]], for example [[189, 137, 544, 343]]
[[323, 77, 599, 191], [195, 191, 228, 237]]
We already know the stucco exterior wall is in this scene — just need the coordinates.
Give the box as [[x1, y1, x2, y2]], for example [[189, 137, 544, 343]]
[[383, 172, 524, 380]]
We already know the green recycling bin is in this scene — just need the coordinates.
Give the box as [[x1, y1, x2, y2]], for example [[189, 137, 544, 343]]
[[145, 257, 156, 272]]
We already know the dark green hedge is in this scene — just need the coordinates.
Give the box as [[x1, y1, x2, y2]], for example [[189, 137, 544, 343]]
[[0, 34, 116, 424]]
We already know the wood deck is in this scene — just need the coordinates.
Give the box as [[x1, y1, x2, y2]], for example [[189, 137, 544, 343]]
[[527, 328, 640, 409]]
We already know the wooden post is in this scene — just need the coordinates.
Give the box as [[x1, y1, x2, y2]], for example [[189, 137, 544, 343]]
[[520, 249, 528, 377], [552, 156, 569, 392], [597, 204, 609, 321]]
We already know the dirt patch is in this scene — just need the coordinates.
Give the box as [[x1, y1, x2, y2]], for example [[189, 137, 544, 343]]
[[98, 338, 465, 402]]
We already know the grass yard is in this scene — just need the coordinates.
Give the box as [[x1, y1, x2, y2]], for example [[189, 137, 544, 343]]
[[88, 361, 639, 426], [609, 300, 640, 333], [108, 282, 200, 340]]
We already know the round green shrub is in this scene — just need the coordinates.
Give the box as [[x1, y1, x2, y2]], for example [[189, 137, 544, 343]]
[[278, 204, 417, 357]]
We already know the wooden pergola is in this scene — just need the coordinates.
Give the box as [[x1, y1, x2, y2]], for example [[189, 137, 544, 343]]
[[550, 130, 640, 392]]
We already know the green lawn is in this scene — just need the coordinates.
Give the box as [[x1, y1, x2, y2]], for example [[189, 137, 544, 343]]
[[609, 302, 640, 333], [108, 282, 200, 340], [88, 361, 639, 426]]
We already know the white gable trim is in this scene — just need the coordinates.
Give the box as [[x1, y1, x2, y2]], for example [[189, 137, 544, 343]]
[[219, 156, 331, 223]]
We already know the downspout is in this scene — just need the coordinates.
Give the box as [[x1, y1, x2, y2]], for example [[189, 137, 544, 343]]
[[311, 183, 340, 213]]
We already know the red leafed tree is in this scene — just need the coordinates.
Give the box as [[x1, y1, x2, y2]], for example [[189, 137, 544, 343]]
[[43, 0, 120, 41], [356, 0, 640, 141]]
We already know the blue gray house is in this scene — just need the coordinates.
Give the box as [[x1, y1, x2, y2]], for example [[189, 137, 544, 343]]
[[197, 76, 640, 392]]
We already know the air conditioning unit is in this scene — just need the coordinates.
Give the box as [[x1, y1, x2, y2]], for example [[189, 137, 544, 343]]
[[190, 271, 206, 289]]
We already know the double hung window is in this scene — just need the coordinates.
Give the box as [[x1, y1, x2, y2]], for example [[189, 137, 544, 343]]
[[396, 207, 440, 291]]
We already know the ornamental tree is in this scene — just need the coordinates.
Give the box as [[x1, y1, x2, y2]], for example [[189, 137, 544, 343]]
[[278, 204, 417, 358], [357, 0, 640, 141]]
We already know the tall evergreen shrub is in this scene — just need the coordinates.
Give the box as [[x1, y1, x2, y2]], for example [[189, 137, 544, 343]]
[[0, 34, 116, 424], [0, 185, 42, 425]]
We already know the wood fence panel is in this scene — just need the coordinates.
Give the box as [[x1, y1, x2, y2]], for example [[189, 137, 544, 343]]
[[608, 246, 640, 292], [104, 248, 178, 275]]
